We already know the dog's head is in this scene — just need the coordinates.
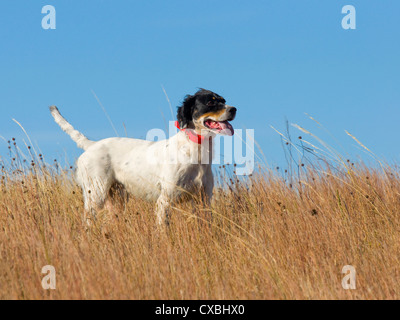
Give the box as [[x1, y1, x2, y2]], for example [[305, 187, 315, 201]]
[[177, 89, 236, 136]]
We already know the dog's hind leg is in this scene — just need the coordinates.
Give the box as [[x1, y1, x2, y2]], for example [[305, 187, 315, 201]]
[[81, 179, 111, 226], [155, 190, 171, 227], [77, 169, 114, 226], [75, 153, 115, 226]]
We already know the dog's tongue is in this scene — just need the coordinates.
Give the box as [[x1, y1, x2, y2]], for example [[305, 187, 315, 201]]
[[206, 120, 234, 136], [219, 120, 234, 136]]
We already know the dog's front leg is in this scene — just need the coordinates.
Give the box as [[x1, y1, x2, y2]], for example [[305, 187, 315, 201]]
[[201, 171, 214, 223], [155, 191, 171, 226], [200, 187, 213, 225]]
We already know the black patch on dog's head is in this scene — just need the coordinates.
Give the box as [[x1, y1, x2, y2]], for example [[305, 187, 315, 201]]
[[177, 94, 196, 129], [177, 88, 226, 128]]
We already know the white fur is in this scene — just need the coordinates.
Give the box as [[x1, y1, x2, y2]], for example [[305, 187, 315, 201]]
[[50, 106, 214, 225]]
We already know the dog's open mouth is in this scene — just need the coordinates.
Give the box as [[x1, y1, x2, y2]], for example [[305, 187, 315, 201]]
[[204, 119, 234, 136]]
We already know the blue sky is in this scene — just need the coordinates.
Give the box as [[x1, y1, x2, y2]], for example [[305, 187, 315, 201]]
[[0, 0, 399, 168]]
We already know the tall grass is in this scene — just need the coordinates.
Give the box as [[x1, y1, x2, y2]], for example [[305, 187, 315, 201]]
[[0, 133, 400, 300]]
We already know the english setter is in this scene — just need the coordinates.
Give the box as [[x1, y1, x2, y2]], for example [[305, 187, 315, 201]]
[[50, 89, 236, 226]]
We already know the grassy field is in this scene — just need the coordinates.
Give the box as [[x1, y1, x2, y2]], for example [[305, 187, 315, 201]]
[[1, 136, 400, 300]]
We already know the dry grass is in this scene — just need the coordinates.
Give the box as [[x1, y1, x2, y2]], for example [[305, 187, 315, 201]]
[[1, 137, 400, 300]]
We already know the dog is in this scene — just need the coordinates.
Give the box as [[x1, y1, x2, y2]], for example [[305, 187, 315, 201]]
[[50, 88, 236, 226]]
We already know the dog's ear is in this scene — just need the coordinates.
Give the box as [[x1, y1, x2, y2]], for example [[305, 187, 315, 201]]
[[177, 94, 196, 129]]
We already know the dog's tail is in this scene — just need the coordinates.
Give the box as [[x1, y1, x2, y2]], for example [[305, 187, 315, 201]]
[[49, 106, 95, 151]]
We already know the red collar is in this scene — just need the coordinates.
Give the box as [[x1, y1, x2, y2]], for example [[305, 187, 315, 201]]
[[175, 121, 205, 144]]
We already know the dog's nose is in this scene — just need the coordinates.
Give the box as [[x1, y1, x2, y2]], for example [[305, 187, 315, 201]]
[[227, 106, 237, 116]]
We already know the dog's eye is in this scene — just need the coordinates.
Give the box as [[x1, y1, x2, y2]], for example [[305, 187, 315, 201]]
[[207, 101, 216, 106]]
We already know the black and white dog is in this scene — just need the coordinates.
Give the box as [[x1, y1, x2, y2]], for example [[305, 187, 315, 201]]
[[50, 89, 236, 225]]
